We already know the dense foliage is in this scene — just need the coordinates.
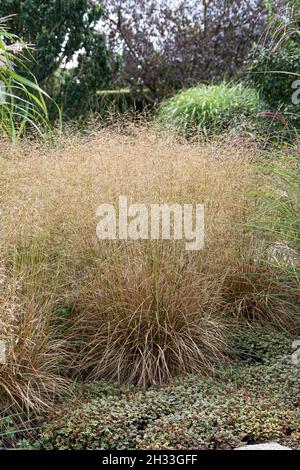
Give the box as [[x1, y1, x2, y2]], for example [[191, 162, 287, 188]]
[[249, 2, 300, 124], [0, 1, 111, 119], [103, 0, 267, 101]]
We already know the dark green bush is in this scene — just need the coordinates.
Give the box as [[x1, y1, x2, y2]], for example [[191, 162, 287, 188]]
[[248, 1, 300, 138], [248, 45, 300, 141], [54, 87, 152, 122], [249, 42, 300, 112], [94, 90, 151, 115]]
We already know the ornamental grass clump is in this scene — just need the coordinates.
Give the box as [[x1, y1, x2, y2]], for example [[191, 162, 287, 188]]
[[157, 83, 260, 137], [0, 267, 69, 414], [0, 123, 290, 392]]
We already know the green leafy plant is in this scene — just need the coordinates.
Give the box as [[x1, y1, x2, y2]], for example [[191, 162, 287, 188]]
[[0, 16, 54, 141], [249, 42, 300, 112], [157, 83, 261, 137], [0, 1, 112, 121], [249, 3, 300, 136]]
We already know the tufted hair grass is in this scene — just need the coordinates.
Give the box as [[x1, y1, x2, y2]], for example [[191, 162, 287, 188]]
[[0, 123, 292, 397]]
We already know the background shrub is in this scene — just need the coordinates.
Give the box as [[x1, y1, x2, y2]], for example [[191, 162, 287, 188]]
[[249, 42, 300, 112], [249, 3, 300, 136], [0, 1, 111, 121], [104, 0, 266, 102], [94, 89, 152, 116]]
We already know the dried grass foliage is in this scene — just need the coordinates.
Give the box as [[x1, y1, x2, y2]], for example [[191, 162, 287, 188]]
[[0, 124, 278, 403]]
